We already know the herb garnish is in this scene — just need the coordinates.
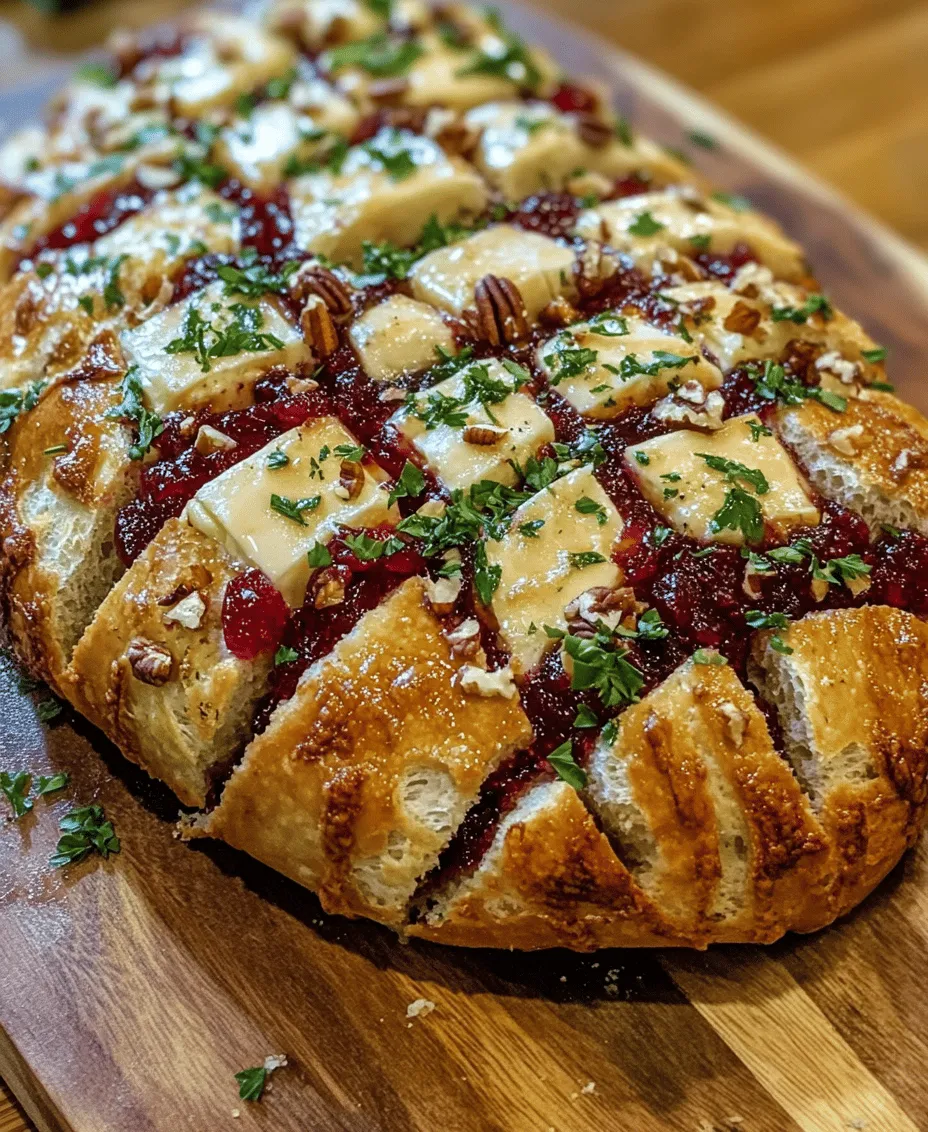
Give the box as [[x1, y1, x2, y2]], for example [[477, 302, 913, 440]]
[[108, 366, 163, 460], [546, 740, 587, 790], [50, 805, 120, 867]]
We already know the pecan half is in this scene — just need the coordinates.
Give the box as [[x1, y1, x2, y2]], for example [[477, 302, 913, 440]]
[[291, 264, 354, 323], [312, 568, 347, 609], [126, 638, 173, 686], [194, 424, 238, 455], [473, 274, 529, 345], [335, 459, 364, 500], [300, 294, 340, 359], [539, 294, 580, 328], [463, 424, 509, 446], [723, 300, 762, 336], [576, 114, 613, 149], [573, 241, 618, 300], [368, 77, 410, 105]]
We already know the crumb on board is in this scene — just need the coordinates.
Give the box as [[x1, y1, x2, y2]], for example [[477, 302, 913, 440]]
[[406, 997, 436, 1020]]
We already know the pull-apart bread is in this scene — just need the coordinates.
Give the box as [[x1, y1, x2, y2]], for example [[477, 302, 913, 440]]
[[2, 0, 928, 950]]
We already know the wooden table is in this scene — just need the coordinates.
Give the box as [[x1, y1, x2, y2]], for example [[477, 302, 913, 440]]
[[1, 2, 928, 1131]]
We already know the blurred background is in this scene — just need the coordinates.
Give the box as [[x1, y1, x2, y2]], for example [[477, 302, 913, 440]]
[[1, 0, 928, 249]]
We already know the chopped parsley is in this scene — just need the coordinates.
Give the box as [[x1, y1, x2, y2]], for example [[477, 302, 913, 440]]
[[307, 542, 333, 568], [325, 33, 423, 76], [697, 452, 769, 495], [693, 649, 727, 666], [270, 494, 321, 525], [542, 333, 599, 383], [546, 626, 644, 709], [518, 518, 545, 538], [473, 540, 501, 605], [334, 442, 366, 462], [456, 11, 541, 90], [364, 131, 418, 181], [388, 460, 426, 507], [235, 1067, 268, 1103], [36, 772, 69, 796], [50, 805, 120, 867], [688, 233, 711, 251], [568, 550, 607, 569], [102, 254, 128, 310], [750, 360, 846, 413], [688, 130, 718, 150], [711, 487, 764, 544], [0, 771, 33, 819], [343, 531, 405, 561], [627, 211, 664, 237], [267, 449, 290, 469], [165, 302, 285, 373], [573, 704, 599, 729], [360, 238, 418, 281], [0, 381, 45, 434], [107, 366, 163, 460], [862, 346, 887, 364], [633, 450, 650, 466], [216, 256, 299, 298], [575, 496, 608, 525], [771, 293, 833, 324], [711, 190, 752, 212], [747, 419, 773, 442], [546, 740, 587, 790], [75, 61, 118, 87]]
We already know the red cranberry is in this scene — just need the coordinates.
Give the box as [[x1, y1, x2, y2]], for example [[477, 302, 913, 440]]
[[221, 569, 289, 660], [551, 82, 598, 115]]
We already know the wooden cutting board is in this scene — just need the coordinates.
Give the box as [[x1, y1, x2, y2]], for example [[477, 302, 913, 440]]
[[3, 5, 928, 1130]]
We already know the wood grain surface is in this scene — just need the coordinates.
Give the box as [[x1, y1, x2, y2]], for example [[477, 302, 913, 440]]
[[2, 3, 928, 1131]]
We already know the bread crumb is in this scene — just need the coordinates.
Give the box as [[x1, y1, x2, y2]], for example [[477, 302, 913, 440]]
[[581, 1081, 596, 1095], [406, 997, 436, 1020], [263, 1054, 288, 1073], [231, 1109, 240, 1119]]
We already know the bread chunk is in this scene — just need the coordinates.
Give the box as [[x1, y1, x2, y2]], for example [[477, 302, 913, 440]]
[[196, 577, 533, 927], [67, 518, 272, 808]]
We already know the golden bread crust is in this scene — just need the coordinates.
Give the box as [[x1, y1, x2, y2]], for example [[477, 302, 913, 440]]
[[199, 577, 532, 926], [65, 517, 271, 808]]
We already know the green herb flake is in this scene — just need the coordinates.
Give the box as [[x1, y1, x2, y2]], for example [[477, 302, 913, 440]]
[[573, 704, 599, 729], [51, 804, 120, 867], [627, 210, 665, 237], [693, 649, 727, 666], [388, 460, 426, 507], [0, 771, 33, 820], [235, 1067, 268, 1103], [545, 740, 587, 790], [270, 493, 321, 525], [307, 542, 333, 568], [36, 772, 69, 796], [107, 366, 163, 460]]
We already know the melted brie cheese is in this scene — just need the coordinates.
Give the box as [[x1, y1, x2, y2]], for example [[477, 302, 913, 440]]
[[349, 294, 455, 381], [487, 466, 623, 674], [626, 413, 820, 544], [464, 101, 689, 201], [215, 92, 357, 193], [392, 358, 554, 491], [575, 188, 806, 282], [147, 15, 296, 117], [289, 127, 487, 267], [410, 224, 576, 321], [537, 313, 722, 418], [186, 417, 396, 606], [121, 281, 310, 413], [93, 184, 241, 263]]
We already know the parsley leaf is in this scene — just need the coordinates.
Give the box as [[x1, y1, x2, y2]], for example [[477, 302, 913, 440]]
[[575, 496, 608, 525], [0, 771, 33, 819], [573, 704, 599, 729], [216, 258, 299, 298], [270, 494, 321, 525], [771, 293, 833, 324], [165, 302, 285, 373], [627, 211, 664, 237], [697, 452, 769, 495], [326, 33, 423, 76], [549, 627, 644, 709], [36, 772, 69, 796], [0, 380, 45, 434], [568, 550, 607, 568], [456, 14, 541, 90], [711, 487, 764, 543], [473, 540, 501, 605], [307, 542, 333, 568], [50, 805, 120, 867], [693, 648, 727, 666], [388, 460, 426, 507], [546, 740, 587, 790], [107, 366, 163, 460], [862, 346, 887, 364], [235, 1067, 268, 1102], [750, 360, 846, 414]]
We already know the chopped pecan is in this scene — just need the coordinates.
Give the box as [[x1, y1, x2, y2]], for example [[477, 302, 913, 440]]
[[722, 300, 762, 336], [443, 617, 483, 660], [576, 114, 613, 149], [565, 586, 645, 636], [162, 591, 207, 630], [573, 240, 618, 299], [368, 77, 410, 105], [157, 565, 212, 607], [300, 294, 340, 359], [312, 568, 347, 610], [462, 424, 509, 445], [126, 638, 173, 686], [473, 274, 529, 345], [291, 264, 354, 323], [539, 294, 580, 327], [334, 459, 364, 500], [425, 575, 462, 615], [430, 115, 478, 158], [194, 424, 238, 455]]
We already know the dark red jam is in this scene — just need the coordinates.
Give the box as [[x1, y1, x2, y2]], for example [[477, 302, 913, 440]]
[[222, 568, 289, 660], [550, 81, 599, 115]]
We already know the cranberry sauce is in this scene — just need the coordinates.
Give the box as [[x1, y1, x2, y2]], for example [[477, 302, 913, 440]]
[[115, 375, 332, 564], [222, 568, 290, 660]]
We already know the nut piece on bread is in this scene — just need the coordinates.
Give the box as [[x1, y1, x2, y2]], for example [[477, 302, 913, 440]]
[[66, 519, 274, 808], [2, 0, 928, 954]]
